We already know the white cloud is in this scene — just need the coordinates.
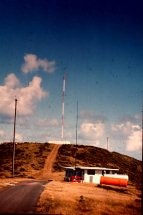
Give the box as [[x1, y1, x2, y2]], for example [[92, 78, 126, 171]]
[[5, 73, 20, 88], [21, 54, 56, 73], [0, 73, 47, 117], [79, 121, 105, 145], [15, 132, 23, 142], [126, 126, 141, 151], [111, 121, 141, 152], [0, 130, 5, 137], [111, 121, 133, 136]]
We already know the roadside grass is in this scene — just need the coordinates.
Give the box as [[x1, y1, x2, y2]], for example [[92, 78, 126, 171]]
[[36, 181, 141, 215]]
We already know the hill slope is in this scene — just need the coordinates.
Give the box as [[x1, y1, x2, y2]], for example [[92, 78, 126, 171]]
[[0, 142, 54, 178], [0, 142, 142, 186], [54, 144, 142, 186]]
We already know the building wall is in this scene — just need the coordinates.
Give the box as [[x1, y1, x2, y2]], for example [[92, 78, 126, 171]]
[[83, 170, 128, 184], [48, 140, 70, 144], [83, 170, 101, 184]]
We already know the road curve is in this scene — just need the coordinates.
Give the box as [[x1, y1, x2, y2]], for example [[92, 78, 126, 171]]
[[0, 180, 49, 214]]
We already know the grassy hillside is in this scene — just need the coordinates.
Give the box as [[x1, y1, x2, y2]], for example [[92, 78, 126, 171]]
[[0, 142, 53, 178], [53, 144, 142, 186], [0, 142, 142, 187]]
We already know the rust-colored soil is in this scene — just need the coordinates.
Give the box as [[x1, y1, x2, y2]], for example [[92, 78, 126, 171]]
[[33, 144, 61, 180], [42, 144, 61, 179]]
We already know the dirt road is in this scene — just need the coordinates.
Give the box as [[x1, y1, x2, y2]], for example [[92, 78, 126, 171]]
[[41, 144, 61, 180], [0, 180, 48, 214]]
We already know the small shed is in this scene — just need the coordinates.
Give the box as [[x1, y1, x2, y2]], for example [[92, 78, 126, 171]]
[[64, 166, 128, 187]]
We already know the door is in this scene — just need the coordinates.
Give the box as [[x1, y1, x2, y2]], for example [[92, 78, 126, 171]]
[[89, 176, 93, 183]]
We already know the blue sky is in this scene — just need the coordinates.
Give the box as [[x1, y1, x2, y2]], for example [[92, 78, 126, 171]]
[[0, 0, 142, 160]]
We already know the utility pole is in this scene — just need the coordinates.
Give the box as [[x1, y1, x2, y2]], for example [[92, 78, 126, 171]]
[[12, 98, 17, 178], [76, 101, 78, 147], [142, 103, 143, 208], [75, 101, 78, 168], [61, 75, 66, 140], [107, 137, 109, 151], [142, 104, 143, 159]]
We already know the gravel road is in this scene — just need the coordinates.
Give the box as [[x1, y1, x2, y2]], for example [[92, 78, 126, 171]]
[[0, 180, 49, 214]]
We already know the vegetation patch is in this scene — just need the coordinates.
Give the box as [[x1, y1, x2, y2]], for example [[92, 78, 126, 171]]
[[0, 142, 53, 178], [36, 181, 141, 215]]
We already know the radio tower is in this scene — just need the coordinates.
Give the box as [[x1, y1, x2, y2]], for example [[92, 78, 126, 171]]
[[61, 74, 66, 140]]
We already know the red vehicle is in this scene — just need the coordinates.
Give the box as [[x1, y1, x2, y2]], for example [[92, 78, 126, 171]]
[[70, 175, 83, 182]]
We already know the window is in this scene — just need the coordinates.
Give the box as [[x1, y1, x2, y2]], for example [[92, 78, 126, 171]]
[[95, 170, 102, 174], [106, 170, 110, 174], [112, 170, 117, 174], [87, 169, 95, 175]]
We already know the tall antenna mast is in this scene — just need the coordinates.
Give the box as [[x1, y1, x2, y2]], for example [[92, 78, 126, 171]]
[[12, 98, 17, 178], [61, 74, 66, 140]]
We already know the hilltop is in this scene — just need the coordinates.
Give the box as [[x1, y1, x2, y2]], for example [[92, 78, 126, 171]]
[[0, 142, 142, 187]]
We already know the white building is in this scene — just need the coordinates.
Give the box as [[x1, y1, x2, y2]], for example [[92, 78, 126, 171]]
[[48, 140, 70, 144], [64, 166, 129, 187]]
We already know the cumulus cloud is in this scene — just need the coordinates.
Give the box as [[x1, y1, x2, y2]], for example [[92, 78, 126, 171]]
[[0, 73, 47, 117], [79, 121, 105, 145], [0, 130, 5, 137], [126, 125, 141, 151], [21, 54, 56, 73], [111, 121, 132, 137], [111, 121, 141, 152], [5, 73, 20, 88]]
